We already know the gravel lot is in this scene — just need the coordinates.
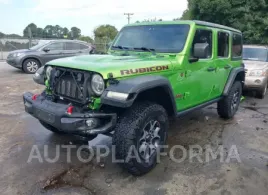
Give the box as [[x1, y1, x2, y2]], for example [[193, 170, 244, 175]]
[[0, 61, 267, 195]]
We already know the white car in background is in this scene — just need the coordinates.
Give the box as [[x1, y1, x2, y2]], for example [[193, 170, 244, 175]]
[[243, 45, 268, 99]]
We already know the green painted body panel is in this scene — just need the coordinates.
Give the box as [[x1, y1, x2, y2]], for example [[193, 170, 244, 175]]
[[45, 20, 242, 112], [46, 54, 175, 79]]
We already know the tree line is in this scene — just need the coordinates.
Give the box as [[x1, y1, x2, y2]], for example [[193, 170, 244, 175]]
[[180, 0, 268, 44], [2, 1, 267, 45], [0, 23, 118, 46]]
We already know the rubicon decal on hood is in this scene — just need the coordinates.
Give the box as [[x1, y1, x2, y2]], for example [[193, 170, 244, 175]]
[[120, 65, 169, 75]]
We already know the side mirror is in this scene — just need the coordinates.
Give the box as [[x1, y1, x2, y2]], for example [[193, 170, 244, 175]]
[[193, 43, 209, 59], [43, 48, 50, 52]]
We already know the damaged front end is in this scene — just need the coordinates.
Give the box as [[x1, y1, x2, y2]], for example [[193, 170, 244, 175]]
[[24, 66, 117, 136]]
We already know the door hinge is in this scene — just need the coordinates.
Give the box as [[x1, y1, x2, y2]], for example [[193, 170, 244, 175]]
[[183, 92, 190, 99], [185, 70, 192, 77]]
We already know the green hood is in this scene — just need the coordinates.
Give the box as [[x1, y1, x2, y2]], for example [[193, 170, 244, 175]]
[[46, 54, 174, 79]]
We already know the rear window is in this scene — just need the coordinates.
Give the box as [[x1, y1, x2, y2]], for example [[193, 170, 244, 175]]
[[232, 33, 243, 59]]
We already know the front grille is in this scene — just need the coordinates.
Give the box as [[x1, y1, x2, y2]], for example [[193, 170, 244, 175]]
[[55, 76, 83, 100], [50, 67, 92, 104]]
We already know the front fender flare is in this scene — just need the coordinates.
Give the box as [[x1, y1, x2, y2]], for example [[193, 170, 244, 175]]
[[101, 75, 177, 114]]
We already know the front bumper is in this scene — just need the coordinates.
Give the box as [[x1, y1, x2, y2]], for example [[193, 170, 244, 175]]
[[6, 57, 22, 68], [23, 92, 117, 135], [244, 76, 267, 90]]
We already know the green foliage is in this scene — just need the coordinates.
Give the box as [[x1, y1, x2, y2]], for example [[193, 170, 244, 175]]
[[23, 23, 37, 38], [182, 0, 268, 44], [93, 25, 118, 54], [22, 23, 81, 39], [0, 32, 4, 38], [70, 27, 81, 39], [94, 25, 118, 41]]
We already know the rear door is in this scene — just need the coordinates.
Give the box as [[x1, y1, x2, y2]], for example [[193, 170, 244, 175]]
[[41, 42, 65, 63], [64, 42, 89, 57], [211, 31, 232, 99]]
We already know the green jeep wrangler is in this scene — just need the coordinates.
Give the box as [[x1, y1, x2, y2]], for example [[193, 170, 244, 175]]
[[23, 20, 245, 175]]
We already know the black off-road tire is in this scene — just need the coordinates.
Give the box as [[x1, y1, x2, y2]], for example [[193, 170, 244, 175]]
[[22, 58, 41, 74], [217, 81, 242, 119], [39, 120, 65, 134], [256, 83, 267, 99], [112, 102, 168, 176]]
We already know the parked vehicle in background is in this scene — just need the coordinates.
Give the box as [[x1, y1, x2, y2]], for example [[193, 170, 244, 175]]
[[243, 45, 268, 98], [24, 20, 244, 175], [6, 40, 94, 74]]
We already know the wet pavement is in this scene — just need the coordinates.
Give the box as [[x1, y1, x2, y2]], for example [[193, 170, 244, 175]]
[[0, 62, 267, 195]]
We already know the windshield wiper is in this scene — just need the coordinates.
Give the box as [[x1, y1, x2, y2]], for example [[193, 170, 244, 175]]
[[133, 47, 156, 55], [111, 45, 130, 51]]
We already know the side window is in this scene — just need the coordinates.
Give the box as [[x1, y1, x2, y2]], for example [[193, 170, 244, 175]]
[[80, 44, 89, 50], [232, 33, 242, 58], [218, 32, 229, 58], [192, 29, 213, 59], [66, 42, 81, 50], [45, 42, 64, 50]]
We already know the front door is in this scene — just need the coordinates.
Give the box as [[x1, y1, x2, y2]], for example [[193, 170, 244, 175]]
[[41, 42, 65, 64], [175, 28, 216, 110]]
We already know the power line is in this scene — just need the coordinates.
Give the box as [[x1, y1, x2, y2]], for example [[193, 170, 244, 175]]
[[124, 13, 134, 24]]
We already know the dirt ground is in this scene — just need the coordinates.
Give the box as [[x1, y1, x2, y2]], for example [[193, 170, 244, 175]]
[[0, 61, 267, 195]]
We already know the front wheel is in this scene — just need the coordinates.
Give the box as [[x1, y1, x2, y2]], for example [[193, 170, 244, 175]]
[[217, 81, 242, 119], [112, 102, 168, 176], [22, 59, 40, 74]]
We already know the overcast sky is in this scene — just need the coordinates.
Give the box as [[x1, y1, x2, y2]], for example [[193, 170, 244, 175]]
[[0, 0, 188, 36]]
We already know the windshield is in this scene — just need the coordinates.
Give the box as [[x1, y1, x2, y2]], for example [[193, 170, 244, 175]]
[[112, 24, 190, 53], [29, 40, 50, 50], [243, 47, 268, 62]]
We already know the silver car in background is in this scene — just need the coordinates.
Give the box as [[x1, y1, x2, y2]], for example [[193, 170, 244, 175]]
[[6, 40, 94, 74], [243, 45, 268, 99]]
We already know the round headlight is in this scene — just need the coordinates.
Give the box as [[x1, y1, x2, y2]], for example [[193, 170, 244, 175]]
[[46, 66, 53, 79], [91, 74, 105, 96]]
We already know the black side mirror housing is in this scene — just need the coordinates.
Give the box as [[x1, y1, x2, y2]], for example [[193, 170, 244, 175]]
[[43, 48, 50, 52], [193, 43, 209, 59]]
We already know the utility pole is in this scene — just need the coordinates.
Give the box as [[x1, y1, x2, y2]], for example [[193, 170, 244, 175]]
[[124, 13, 134, 24], [28, 27, 32, 48]]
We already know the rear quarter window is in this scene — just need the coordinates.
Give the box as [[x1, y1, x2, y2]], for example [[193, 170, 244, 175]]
[[80, 44, 89, 50]]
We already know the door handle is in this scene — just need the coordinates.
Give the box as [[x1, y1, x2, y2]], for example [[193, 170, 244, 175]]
[[207, 67, 216, 72], [78, 51, 83, 53], [224, 65, 231, 69]]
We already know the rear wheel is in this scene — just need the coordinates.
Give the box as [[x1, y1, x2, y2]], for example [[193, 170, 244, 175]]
[[112, 102, 168, 176], [217, 81, 242, 119], [256, 83, 267, 99], [22, 59, 40, 74]]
